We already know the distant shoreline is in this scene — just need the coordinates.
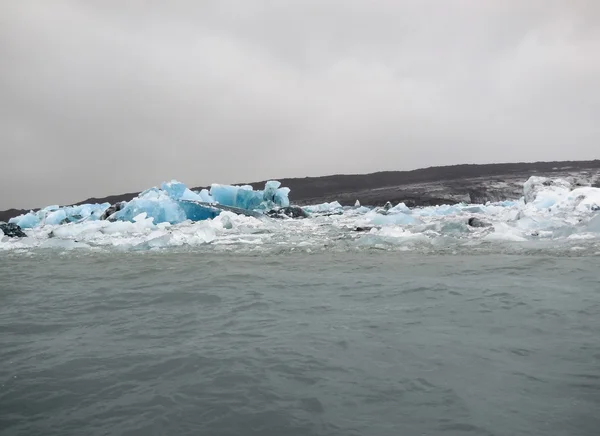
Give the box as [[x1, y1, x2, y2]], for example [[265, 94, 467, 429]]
[[2, 159, 599, 223]]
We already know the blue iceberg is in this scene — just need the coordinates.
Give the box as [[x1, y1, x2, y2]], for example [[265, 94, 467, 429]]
[[9, 179, 292, 228], [209, 184, 263, 210], [161, 180, 213, 203], [209, 180, 290, 210], [10, 203, 110, 228], [113, 180, 291, 224], [113, 186, 220, 225]]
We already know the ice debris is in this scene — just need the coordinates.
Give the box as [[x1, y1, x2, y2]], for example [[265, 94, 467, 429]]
[[2, 175, 600, 252]]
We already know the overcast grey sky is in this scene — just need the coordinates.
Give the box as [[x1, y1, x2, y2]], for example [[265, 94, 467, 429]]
[[1, 1, 599, 209]]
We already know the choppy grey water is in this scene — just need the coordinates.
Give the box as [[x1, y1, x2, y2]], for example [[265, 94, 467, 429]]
[[1, 251, 599, 436]]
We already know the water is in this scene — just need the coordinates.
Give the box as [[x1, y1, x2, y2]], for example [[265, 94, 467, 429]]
[[1, 251, 599, 436]]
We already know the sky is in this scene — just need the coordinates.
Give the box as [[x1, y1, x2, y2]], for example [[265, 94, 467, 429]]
[[1, 1, 599, 209]]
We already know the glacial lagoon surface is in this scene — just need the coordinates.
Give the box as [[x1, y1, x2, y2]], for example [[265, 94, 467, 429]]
[[1, 249, 599, 436], [2, 175, 600, 435]]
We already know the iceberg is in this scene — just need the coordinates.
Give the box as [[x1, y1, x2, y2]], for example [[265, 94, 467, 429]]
[[209, 180, 290, 210], [102, 179, 293, 225], [161, 180, 213, 203], [9, 202, 110, 228], [9, 179, 292, 229], [9, 212, 41, 229], [209, 184, 263, 211], [523, 176, 573, 208], [113, 187, 220, 225]]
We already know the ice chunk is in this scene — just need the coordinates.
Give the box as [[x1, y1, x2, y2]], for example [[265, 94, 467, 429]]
[[388, 202, 411, 214], [413, 204, 463, 217], [9, 212, 41, 229], [51, 221, 106, 239], [133, 212, 148, 222], [367, 211, 417, 226], [210, 184, 264, 210], [567, 187, 600, 213], [114, 191, 185, 224], [114, 185, 220, 225], [65, 203, 110, 223], [209, 181, 290, 210], [354, 206, 371, 214], [274, 187, 291, 208], [356, 227, 431, 248], [263, 180, 281, 202], [115, 192, 180, 224], [102, 215, 156, 234], [161, 180, 210, 202], [302, 201, 343, 214], [161, 180, 188, 199], [196, 189, 213, 203], [45, 209, 68, 226], [178, 200, 221, 221], [484, 223, 527, 242], [523, 176, 572, 207]]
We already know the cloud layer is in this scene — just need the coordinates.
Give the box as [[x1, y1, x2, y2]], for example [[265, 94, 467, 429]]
[[1, 0, 599, 208]]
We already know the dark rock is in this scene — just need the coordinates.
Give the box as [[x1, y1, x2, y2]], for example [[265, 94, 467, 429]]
[[468, 217, 492, 228], [592, 205, 600, 212], [0, 222, 27, 238], [354, 226, 373, 232], [266, 206, 309, 219]]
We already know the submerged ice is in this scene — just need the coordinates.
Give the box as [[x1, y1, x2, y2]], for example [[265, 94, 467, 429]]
[[2, 175, 600, 253]]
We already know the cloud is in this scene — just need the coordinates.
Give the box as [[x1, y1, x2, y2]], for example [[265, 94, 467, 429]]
[[1, 0, 599, 208]]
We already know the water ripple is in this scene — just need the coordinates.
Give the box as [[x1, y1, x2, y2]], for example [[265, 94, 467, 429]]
[[1, 252, 599, 435]]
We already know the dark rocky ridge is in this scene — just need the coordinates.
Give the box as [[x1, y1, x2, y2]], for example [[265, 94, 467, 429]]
[[1, 160, 599, 222]]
